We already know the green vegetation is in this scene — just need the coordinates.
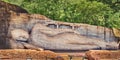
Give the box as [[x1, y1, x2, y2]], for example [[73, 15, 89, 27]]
[[2, 0, 120, 28]]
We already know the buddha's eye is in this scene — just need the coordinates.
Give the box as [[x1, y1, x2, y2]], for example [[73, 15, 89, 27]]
[[47, 24, 57, 29], [59, 24, 72, 29]]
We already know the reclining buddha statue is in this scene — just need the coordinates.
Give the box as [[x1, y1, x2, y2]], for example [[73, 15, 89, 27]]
[[0, 1, 119, 51], [9, 12, 119, 51]]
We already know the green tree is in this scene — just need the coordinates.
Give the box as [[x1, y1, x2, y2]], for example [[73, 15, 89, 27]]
[[88, 0, 120, 12], [2, 0, 120, 28]]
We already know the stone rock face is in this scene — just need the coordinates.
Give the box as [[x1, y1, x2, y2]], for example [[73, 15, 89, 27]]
[[1, 11, 119, 50], [0, 49, 58, 60], [9, 12, 50, 33], [112, 28, 120, 49], [86, 50, 120, 60], [0, 1, 28, 49], [30, 23, 118, 50], [0, 1, 28, 13], [8, 12, 49, 50], [11, 29, 29, 42], [0, 1, 49, 49]]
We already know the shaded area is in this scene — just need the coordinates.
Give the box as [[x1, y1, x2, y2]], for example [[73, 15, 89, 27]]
[[0, 1, 28, 49]]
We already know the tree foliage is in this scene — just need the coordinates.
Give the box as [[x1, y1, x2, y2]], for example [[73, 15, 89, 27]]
[[2, 0, 120, 28]]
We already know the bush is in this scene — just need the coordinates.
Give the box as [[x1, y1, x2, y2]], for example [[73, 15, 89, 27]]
[[3, 0, 120, 28]]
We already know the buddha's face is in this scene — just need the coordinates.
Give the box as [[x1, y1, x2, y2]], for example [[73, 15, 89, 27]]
[[11, 29, 29, 42]]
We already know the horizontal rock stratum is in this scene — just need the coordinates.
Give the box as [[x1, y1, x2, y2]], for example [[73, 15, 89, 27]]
[[0, 49, 60, 60], [86, 50, 120, 60]]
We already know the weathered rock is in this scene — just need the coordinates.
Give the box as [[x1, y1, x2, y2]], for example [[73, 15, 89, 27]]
[[8, 12, 49, 50], [86, 50, 120, 60], [0, 49, 58, 60], [1, 12, 119, 50], [0, 1, 28, 13], [9, 39, 24, 49], [30, 23, 118, 50], [8, 11, 50, 33], [11, 29, 29, 42], [111, 28, 120, 49], [10, 28, 44, 51], [0, 1, 28, 49], [0, 1, 49, 49]]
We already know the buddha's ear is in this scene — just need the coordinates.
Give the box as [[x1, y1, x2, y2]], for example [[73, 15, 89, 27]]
[[10, 29, 29, 41]]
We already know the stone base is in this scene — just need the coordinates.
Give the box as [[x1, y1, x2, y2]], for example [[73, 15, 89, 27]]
[[86, 50, 120, 60], [0, 49, 60, 60]]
